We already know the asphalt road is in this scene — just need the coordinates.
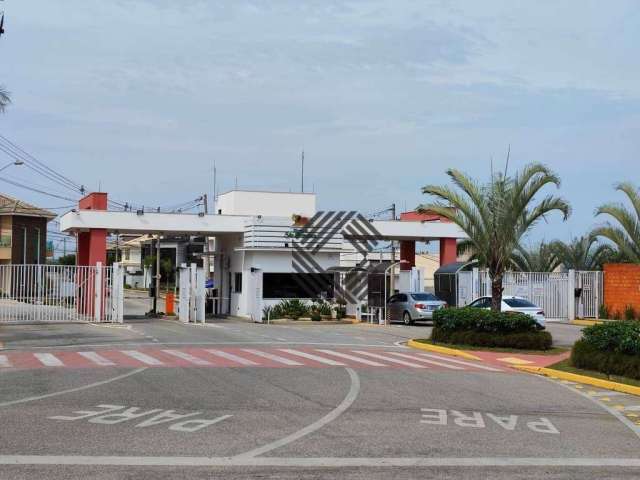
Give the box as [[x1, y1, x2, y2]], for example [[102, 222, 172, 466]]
[[0, 319, 637, 479]]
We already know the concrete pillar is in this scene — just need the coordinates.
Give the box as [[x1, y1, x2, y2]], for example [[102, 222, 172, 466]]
[[439, 238, 457, 266], [399, 240, 415, 271], [77, 193, 108, 267]]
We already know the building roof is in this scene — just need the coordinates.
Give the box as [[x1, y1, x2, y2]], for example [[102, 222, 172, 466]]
[[0, 193, 57, 220]]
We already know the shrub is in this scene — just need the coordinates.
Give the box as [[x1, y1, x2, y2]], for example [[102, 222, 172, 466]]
[[571, 339, 640, 380], [433, 307, 539, 334], [311, 311, 322, 321], [335, 306, 346, 319], [624, 305, 637, 321], [311, 299, 333, 316], [275, 299, 309, 319], [598, 304, 610, 320], [581, 321, 640, 356], [612, 310, 622, 320]]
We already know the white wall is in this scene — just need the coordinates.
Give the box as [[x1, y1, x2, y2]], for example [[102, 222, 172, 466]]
[[216, 190, 316, 218]]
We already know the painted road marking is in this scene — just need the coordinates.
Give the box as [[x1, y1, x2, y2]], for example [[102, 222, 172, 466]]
[[0, 354, 11, 368], [623, 406, 640, 412], [161, 350, 211, 366], [120, 351, 164, 366], [352, 351, 427, 368], [589, 391, 627, 398], [497, 357, 534, 365], [279, 349, 345, 366], [77, 352, 115, 367], [420, 409, 559, 434], [315, 349, 387, 367], [241, 349, 303, 366], [205, 349, 259, 366], [415, 352, 503, 372], [386, 351, 464, 370], [33, 353, 64, 367]]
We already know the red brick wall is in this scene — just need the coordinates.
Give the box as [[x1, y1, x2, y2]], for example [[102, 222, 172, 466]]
[[603, 263, 640, 317]]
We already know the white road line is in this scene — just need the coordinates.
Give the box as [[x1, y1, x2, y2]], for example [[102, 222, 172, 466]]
[[415, 352, 503, 372], [77, 351, 115, 366], [120, 350, 164, 366], [351, 351, 427, 368], [590, 391, 627, 398], [315, 349, 387, 367], [205, 349, 259, 366], [161, 350, 211, 366], [386, 351, 464, 370], [623, 406, 640, 412], [241, 349, 303, 366], [33, 353, 64, 367], [279, 349, 345, 366], [0, 354, 11, 368]]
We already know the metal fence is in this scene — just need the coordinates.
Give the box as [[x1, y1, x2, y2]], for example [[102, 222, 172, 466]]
[[0, 263, 123, 323], [456, 269, 603, 321]]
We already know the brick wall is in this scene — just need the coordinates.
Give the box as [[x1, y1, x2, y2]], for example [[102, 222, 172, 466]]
[[603, 263, 640, 317]]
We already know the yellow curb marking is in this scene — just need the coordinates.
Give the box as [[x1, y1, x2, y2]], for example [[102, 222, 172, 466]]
[[601, 397, 611, 402], [627, 413, 639, 418], [407, 340, 482, 361], [496, 357, 534, 365], [574, 385, 584, 389], [614, 405, 626, 411]]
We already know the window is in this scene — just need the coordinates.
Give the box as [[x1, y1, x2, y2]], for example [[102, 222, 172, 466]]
[[504, 298, 537, 308], [470, 297, 490, 308], [411, 293, 440, 301], [396, 294, 408, 302], [124, 249, 130, 260], [234, 272, 242, 293], [263, 273, 334, 299], [387, 295, 399, 304]]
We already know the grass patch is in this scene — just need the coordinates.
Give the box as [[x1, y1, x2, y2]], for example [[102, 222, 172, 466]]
[[548, 359, 640, 388], [413, 338, 568, 355]]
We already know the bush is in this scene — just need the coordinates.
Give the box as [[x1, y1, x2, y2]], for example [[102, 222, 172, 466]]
[[311, 312, 322, 321], [571, 339, 640, 380], [624, 305, 637, 321], [581, 321, 640, 356], [433, 307, 540, 334], [431, 307, 551, 350], [598, 304, 610, 319]]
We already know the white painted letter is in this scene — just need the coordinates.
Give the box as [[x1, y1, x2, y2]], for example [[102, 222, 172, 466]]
[[89, 407, 162, 425], [49, 405, 124, 421], [420, 409, 447, 425], [136, 410, 201, 428], [527, 417, 559, 434], [168, 415, 233, 433], [450, 410, 485, 428], [487, 414, 518, 431]]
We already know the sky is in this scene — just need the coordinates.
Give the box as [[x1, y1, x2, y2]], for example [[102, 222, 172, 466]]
[[1, 0, 639, 246]]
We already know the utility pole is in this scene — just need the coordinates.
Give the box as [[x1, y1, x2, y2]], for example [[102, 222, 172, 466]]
[[301, 150, 304, 193], [63, 237, 67, 257], [212, 161, 217, 213], [389, 203, 396, 296], [203, 194, 210, 279], [152, 235, 161, 315]]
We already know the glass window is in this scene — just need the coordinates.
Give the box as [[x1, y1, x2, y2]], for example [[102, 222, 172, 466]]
[[411, 293, 440, 301], [387, 295, 398, 304], [263, 273, 334, 299], [504, 298, 537, 308], [470, 297, 490, 308], [397, 294, 408, 302], [234, 272, 242, 293]]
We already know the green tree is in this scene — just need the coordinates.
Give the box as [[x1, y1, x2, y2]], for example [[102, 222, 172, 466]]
[[550, 235, 613, 270], [55, 254, 76, 266], [592, 182, 640, 263], [419, 164, 570, 311], [0, 86, 10, 113], [511, 242, 561, 272]]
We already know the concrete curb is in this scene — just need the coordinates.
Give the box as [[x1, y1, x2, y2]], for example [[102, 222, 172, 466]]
[[515, 365, 640, 397], [407, 339, 482, 361], [570, 319, 605, 326]]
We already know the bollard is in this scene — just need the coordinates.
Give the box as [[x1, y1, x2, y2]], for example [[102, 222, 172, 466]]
[[166, 292, 175, 316]]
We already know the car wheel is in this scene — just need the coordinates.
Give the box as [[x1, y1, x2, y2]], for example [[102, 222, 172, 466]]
[[403, 311, 413, 326]]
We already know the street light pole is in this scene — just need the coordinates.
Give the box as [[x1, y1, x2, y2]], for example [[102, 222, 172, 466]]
[[383, 259, 410, 325], [0, 159, 24, 173]]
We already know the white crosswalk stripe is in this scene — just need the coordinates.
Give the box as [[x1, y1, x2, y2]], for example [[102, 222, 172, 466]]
[[162, 350, 211, 366], [386, 351, 465, 370], [205, 349, 259, 366], [315, 349, 387, 367], [352, 351, 428, 368], [279, 349, 345, 366], [414, 352, 503, 372], [623, 406, 640, 412], [78, 351, 115, 366], [0, 354, 11, 368], [589, 391, 627, 398], [120, 350, 164, 366], [34, 353, 64, 367], [241, 349, 303, 366]]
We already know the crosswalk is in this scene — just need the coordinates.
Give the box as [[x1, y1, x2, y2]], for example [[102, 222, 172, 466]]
[[0, 347, 505, 372]]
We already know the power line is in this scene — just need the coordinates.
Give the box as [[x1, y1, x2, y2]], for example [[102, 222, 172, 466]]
[[0, 176, 77, 201]]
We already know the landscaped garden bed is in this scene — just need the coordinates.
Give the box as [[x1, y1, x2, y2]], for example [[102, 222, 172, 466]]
[[430, 307, 553, 351]]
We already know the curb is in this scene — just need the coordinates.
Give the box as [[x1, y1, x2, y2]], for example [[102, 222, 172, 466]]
[[515, 365, 640, 397], [407, 339, 482, 361], [570, 319, 604, 327]]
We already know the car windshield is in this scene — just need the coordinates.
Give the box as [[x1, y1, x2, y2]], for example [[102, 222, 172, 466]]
[[410, 293, 439, 301], [504, 298, 537, 308]]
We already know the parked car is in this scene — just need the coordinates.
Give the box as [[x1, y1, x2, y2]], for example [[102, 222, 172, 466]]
[[387, 292, 447, 325], [467, 295, 546, 328]]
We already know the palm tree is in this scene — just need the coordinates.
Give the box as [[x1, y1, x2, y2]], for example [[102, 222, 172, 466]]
[[550, 235, 613, 271], [0, 85, 10, 113], [419, 164, 570, 311], [511, 242, 561, 272], [592, 182, 640, 263]]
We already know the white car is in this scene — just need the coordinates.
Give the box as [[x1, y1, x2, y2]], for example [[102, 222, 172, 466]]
[[467, 295, 546, 328]]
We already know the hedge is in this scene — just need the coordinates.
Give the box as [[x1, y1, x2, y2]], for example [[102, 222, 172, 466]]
[[571, 339, 640, 380], [581, 321, 640, 356], [431, 307, 552, 350]]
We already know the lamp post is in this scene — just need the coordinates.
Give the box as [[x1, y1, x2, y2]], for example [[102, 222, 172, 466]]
[[0, 159, 24, 173], [383, 259, 410, 324]]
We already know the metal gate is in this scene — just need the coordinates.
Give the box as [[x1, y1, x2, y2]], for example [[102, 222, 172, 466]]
[[178, 263, 205, 323], [0, 263, 123, 323]]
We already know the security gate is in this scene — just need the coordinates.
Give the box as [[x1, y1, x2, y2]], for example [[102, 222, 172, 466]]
[[0, 263, 123, 323], [178, 263, 205, 323]]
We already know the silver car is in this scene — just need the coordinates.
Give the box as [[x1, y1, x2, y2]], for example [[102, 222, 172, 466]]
[[387, 292, 447, 325]]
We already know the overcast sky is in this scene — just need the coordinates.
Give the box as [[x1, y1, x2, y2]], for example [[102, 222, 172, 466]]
[[1, 0, 639, 245]]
